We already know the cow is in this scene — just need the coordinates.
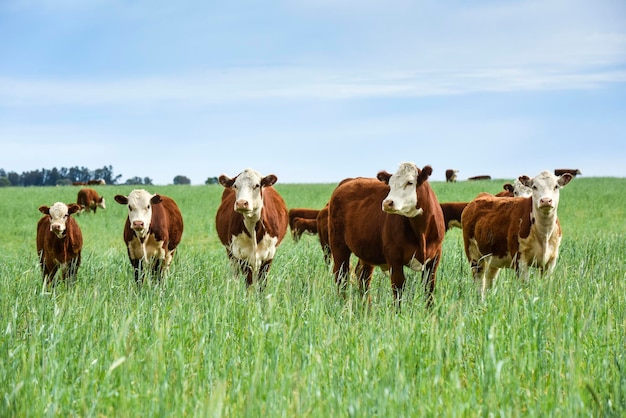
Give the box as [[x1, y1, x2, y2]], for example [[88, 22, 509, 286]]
[[445, 169, 459, 183], [328, 163, 445, 306], [288, 208, 320, 241], [293, 217, 318, 239], [114, 190, 184, 284], [468, 175, 492, 181], [88, 179, 106, 185], [76, 188, 106, 214], [215, 168, 289, 287], [72, 181, 87, 186], [495, 179, 533, 198], [36, 202, 83, 286], [555, 168, 582, 177], [440, 202, 468, 231], [461, 170, 573, 298]]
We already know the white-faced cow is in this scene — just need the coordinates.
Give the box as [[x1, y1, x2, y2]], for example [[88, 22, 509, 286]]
[[445, 169, 459, 183], [288, 208, 320, 241], [114, 190, 184, 284], [77, 188, 106, 214], [461, 171, 573, 298], [215, 168, 289, 287], [328, 163, 445, 306], [495, 179, 533, 198], [37, 202, 83, 286]]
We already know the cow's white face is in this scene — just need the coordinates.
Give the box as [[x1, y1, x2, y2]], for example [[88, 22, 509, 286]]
[[381, 162, 423, 218], [512, 179, 532, 198], [115, 189, 156, 238], [520, 171, 572, 213], [220, 168, 277, 219], [47, 202, 71, 238]]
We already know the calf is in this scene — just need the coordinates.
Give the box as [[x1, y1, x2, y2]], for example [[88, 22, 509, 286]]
[[36, 202, 83, 286], [215, 168, 289, 287], [495, 179, 533, 198], [77, 187, 106, 214], [288, 208, 320, 241], [114, 190, 184, 283], [461, 171, 573, 298], [328, 163, 445, 306]]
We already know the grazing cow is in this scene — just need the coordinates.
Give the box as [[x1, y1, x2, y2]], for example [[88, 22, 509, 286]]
[[288, 208, 320, 241], [445, 169, 459, 183], [468, 175, 492, 181], [440, 202, 468, 231], [88, 179, 106, 185], [72, 181, 87, 186], [114, 190, 184, 283], [495, 179, 533, 198], [461, 171, 573, 298], [328, 163, 445, 306], [293, 217, 318, 239], [555, 168, 582, 177], [215, 168, 289, 287], [36, 202, 83, 286], [316, 203, 331, 264], [76, 188, 106, 214]]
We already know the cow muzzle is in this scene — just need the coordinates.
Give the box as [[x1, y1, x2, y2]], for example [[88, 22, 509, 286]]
[[50, 224, 66, 238], [235, 199, 251, 213]]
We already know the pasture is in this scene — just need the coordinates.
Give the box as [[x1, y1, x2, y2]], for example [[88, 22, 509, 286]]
[[1, 176, 625, 416]]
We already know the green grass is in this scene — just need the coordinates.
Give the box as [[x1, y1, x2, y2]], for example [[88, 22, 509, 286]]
[[1, 177, 625, 417]]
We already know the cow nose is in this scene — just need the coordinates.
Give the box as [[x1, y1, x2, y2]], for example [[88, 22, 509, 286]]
[[235, 199, 249, 210], [132, 220, 144, 229], [51, 224, 61, 231], [539, 197, 553, 207], [382, 199, 394, 211]]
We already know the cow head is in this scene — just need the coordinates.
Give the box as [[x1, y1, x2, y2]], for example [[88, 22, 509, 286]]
[[98, 196, 106, 209], [219, 169, 277, 218], [114, 189, 162, 238], [378, 162, 433, 217], [519, 171, 573, 214], [512, 179, 533, 198], [39, 202, 81, 238]]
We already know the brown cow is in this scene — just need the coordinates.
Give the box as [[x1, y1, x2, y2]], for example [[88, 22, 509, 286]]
[[316, 203, 331, 265], [461, 170, 573, 298], [328, 163, 445, 306], [88, 179, 106, 185], [468, 175, 492, 181], [288, 208, 319, 241], [114, 189, 184, 283], [445, 169, 458, 183], [77, 188, 106, 214], [554, 168, 582, 177], [37, 202, 83, 286], [293, 217, 318, 239], [215, 168, 289, 287], [440, 202, 468, 231]]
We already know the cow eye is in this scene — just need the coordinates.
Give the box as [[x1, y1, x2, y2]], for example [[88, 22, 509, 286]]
[[129, 205, 134, 211], [406, 182, 413, 187], [147, 205, 151, 210], [255, 184, 261, 189]]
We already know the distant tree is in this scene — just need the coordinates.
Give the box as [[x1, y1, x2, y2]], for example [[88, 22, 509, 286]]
[[0, 177, 10, 187], [94, 165, 122, 185], [143, 177, 153, 185], [124, 176, 145, 185], [205, 176, 219, 185], [173, 175, 191, 185], [56, 178, 73, 186], [7, 171, 20, 186]]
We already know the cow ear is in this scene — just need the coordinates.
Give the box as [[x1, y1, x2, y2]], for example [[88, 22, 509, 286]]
[[151, 194, 163, 204], [262, 174, 278, 187], [503, 183, 514, 193], [376, 171, 392, 184], [39, 205, 50, 215], [518, 175, 532, 188], [558, 173, 573, 187], [219, 175, 235, 188], [67, 204, 81, 215], [114, 195, 129, 205], [418, 165, 433, 183]]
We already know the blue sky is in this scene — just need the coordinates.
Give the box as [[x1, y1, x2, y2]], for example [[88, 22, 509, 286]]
[[1, 0, 625, 184]]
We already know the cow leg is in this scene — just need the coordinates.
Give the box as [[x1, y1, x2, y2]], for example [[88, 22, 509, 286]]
[[330, 244, 352, 293], [131, 258, 143, 284], [470, 258, 489, 300], [389, 265, 406, 307], [152, 258, 163, 282], [355, 260, 374, 302], [45, 263, 60, 287], [423, 256, 440, 308], [257, 259, 273, 291], [65, 254, 81, 286]]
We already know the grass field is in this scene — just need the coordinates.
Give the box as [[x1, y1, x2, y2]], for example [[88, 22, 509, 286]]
[[1, 176, 625, 417]]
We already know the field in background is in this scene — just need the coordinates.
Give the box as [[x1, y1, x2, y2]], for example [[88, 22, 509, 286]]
[[0, 176, 625, 416]]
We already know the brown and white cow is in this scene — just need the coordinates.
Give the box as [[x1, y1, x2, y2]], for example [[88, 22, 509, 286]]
[[461, 170, 573, 298], [77, 188, 106, 214], [88, 179, 106, 185], [445, 169, 459, 183], [328, 163, 445, 306], [495, 179, 533, 198], [37, 202, 83, 286], [114, 190, 184, 283], [288, 208, 319, 241], [215, 168, 289, 287]]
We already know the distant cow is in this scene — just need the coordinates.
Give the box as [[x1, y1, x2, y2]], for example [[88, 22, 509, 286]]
[[468, 175, 492, 181], [288, 208, 320, 241], [495, 179, 533, 198], [37, 202, 83, 286], [72, 181, 87, 186], [445, 169, 459, 183], [328, 163, 445, 306], [293, 217, 318, 239], [461, 171, 573, 298], [215, 168, 289, 287], [554, 168, 582, 177], [88, 179, 106, 185], [440, 202, 468, 231], [76, 188, 106, 214], [114, 190, 184, 283]]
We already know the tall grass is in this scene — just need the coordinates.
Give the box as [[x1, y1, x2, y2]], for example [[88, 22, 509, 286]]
[[1, 177, 625, 416]]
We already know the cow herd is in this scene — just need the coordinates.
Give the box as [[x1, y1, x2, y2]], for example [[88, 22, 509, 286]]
[[36, 165, 576, 306]]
